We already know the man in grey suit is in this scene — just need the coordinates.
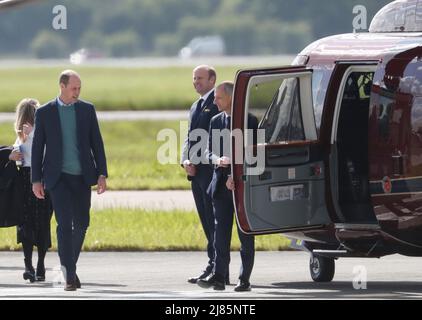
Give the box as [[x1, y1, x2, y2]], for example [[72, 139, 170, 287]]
[[182, 65, 221, 284]]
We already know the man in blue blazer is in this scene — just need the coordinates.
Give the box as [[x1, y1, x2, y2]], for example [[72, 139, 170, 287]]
[[181, 65, 221, 284], [198, 81, 257, 292], [32, 70, 108, 291]]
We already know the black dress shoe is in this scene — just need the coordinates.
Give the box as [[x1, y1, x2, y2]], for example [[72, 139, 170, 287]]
[[197, 274, 225, 291], [187, 270, 210, 284], [23, 267, 36, 283], [64, 281, 77, 291], [75, 274, 81, 289], [234, 280, 251, 292], [36, 265, 45, 282]]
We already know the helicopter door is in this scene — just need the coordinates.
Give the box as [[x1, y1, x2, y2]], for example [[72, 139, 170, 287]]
[[232, 67, 331, 235]]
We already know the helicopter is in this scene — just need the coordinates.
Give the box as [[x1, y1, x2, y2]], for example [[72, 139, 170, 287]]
[[231, 0, 422, 282]]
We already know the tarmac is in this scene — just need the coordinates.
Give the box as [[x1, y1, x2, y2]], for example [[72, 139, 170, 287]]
[[1, 251, 422, 300]]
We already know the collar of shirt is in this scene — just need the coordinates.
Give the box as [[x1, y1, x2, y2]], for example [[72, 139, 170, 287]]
[[57, 97, 76, 107], [200, 88, 215, 105]]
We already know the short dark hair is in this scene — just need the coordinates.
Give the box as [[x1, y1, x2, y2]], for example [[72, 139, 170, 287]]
[[59, 70, 79, 86]]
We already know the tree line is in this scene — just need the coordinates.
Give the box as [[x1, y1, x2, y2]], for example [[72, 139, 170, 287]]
[[0, 0, 391, 58]]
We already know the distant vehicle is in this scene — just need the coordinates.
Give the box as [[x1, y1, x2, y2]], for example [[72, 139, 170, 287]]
[[179, 36, 225, 59], [70, 48, 105, 65], [232, 0, 422, 282]]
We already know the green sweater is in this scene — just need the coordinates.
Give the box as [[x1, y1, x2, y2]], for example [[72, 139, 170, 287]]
[[57, 102, 82, 175]]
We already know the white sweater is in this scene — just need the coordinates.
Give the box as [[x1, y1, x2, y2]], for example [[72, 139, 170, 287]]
[[13, 130, 34, 168]]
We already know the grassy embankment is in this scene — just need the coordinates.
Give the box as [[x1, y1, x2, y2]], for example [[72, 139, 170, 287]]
[[0, 209, 290, 251], [0, 120, 189, 190], [0, 66, 242, 112], [0, 64, 291, 251]]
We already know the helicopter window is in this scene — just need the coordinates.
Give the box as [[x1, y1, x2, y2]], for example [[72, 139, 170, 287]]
[[248, 78, 283, 124], [369, 0, 422, 32], [311, 66, 333, 136], [311, 70, 324, 133], [411, 96, 422, 134], [259, 77, 305, 144], [378, 92, 395, 142]]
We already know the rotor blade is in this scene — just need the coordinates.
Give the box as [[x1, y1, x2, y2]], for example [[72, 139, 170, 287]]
[[0, 0, 41, 10]]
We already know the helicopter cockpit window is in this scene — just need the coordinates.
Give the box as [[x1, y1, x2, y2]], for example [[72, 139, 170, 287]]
[[369, 0, 422, 32], [258, 77, 305, 144]]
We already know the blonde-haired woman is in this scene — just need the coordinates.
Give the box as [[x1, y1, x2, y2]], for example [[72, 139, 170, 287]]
[[8, 98, 53, 282]]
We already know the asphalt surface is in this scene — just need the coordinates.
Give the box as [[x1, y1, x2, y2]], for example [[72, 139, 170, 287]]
[[1, 251, 422, 300]]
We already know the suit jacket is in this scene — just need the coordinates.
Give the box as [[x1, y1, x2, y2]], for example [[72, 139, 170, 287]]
[[32, 99, 108, 190], [181, 90, 220, 166], [0, 146, 23, 227], [207, 113, 259, 200]]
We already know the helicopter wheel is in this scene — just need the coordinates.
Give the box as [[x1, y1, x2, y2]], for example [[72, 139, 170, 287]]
[[309, 255, 335, 282]]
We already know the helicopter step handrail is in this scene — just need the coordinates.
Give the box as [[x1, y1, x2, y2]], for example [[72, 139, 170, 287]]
[[334, 223, 380, 230], [312, 250, 349, 258]]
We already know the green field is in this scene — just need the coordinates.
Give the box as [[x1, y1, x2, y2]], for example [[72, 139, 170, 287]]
[[0, 120, 189, 190], [0, 66, 243, 112], [0, 209, 290, 251]]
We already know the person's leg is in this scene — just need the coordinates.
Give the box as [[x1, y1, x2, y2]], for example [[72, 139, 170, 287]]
[[69, 175, 91, 267], [49, 175, 76, 282], [197, 167, 215, 273], [36, 247, 47, 281], [191, 172, 215, 274], [237, 225, 255, 284], [22, 238, 35, 282], [212, 196, 233, 282]]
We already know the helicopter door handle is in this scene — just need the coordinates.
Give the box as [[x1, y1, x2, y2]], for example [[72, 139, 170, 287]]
[[392, 152, 406, 176], [268, 151, 308, 159]]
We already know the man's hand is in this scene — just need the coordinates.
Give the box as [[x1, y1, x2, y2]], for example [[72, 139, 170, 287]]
[[183, 160, 197, 177], [32, 182, 45, 200], [226, 176, 235, 191], [218, 156, 231, 168], [97, 175, 107, 195]]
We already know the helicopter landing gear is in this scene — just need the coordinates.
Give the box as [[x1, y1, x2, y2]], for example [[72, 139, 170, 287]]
[[309, 255, 335, 282]]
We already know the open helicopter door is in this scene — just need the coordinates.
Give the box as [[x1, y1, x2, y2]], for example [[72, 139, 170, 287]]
[[232, 66, 331, 235]]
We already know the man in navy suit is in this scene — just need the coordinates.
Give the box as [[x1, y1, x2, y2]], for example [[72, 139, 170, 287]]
[[197, 81, 257, 292], [32, 70, 108, 291], [182, 65, 220, 284]]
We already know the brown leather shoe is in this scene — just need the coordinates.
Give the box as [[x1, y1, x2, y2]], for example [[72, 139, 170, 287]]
[[64, 281, 77, 291]]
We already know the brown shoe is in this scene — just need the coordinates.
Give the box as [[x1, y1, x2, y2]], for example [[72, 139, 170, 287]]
[[64, 281, 77, 291]]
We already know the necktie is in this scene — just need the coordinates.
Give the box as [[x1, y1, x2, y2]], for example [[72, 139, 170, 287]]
[[191, 98, 204, 124], [225, 115, 231, 129]]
